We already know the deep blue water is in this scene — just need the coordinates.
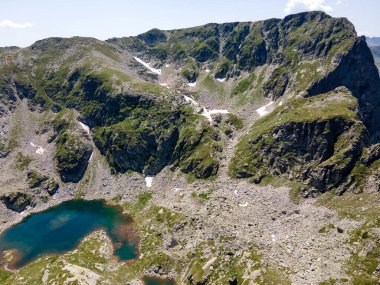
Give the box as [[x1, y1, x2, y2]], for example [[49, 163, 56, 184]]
[[0, 200, 138, 268]]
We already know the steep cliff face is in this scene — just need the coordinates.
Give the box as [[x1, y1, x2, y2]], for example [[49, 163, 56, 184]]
[[229, 88, 371, 193], [111, 12, 355, 73], [110, 12, 359, 99], [308, 37, 380, 141], [93, 105, 181, 176], [110, 12, 380, 142], [0, 11, 379, 192], [0, 36, 224, 181]]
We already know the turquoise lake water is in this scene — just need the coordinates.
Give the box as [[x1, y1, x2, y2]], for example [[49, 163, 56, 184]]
[[0, 199, 138, 268]]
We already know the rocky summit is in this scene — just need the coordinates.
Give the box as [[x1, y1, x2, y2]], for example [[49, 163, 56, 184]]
[[0, 11, 379, 285]]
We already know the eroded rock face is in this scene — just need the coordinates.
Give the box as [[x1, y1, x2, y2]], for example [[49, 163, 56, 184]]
[[0, 192, 34, 213], [233, 119, 366, 191], [230, 88, 372, 193], [55, 132, 93, 183], [308, 36, 380, 141], [0, 11, 379, 188], [169, 117, 223, 179], [95, 122, 179, 176], [27, 170, 59, 195]]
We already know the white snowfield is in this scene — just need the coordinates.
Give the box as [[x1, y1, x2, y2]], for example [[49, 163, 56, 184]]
[[79, 122, 90, 135], [183, 95, 199, 106], [201, 108, 229, 123], [159, 83, 170, 89], [216, 77, 226, 82], [187, 82, 196, 87], [256, 101, 274, 117], [133, 57, 161, 75], [145, 176, 154, 188], [239, 202, 248, 207], [30, 142, 45, 155], [183, 95, 228, 123]]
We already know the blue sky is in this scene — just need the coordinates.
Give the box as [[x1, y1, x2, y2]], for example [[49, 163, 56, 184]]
[[0, 0, 378, 47]]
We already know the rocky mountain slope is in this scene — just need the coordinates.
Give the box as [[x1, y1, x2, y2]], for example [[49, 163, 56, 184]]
[[0, 11, 379, 285], [367, 37, 380, 72]]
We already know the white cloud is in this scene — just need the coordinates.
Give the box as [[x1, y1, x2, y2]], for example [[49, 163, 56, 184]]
[[0, 20, 34, 29], [284, 0, 333, 14]]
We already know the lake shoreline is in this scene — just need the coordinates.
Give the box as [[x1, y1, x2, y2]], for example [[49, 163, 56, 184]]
[[0, 199, 140, 270]]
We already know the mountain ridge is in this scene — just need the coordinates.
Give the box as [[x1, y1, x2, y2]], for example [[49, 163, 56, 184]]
[[0, 11, 379, 284]]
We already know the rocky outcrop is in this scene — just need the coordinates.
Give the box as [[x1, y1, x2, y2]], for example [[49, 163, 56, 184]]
[[55, 132, 93, 183], [0, 11, 379, 187], [27, 170, 59, 195], [337, 143, 380, 194], [170, 119, 222, 179], [95, 119, 179, 176], [232, 119, 366, 193], [0, 192, 34, 212], [0, 143, 9, 158], [230, 89, 369, 193], [110, 12, 380, 144], [307, 36, 380, 141]]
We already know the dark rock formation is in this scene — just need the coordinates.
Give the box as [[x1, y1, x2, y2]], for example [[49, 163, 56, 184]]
[[1, 11, 380, 187], [27, 170, 59, 195], [233, 119, 366, 192], [170, 119, 222, 179], [308, 36, 380, 141], [229, 277, 238, 285], [55, 132, 93, 183], [0, 192, 34, 212], [95, 120, 179, 176], [230, 88, 371, 193]]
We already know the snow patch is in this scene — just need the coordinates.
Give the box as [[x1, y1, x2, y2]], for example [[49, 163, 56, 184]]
[[209, 110, 229, 115], [133, 57, 161, 75], [165, 64, 170, 68], [79, 122, 90, 135], [239, 202, 248, 207], [159, 83, 169, 89], [216, 77, 226, 82], [187, 82, 196, 87], [279, 100, 284, 106], [256, 101, 274, 117], [200, 109, 213, 123], [30, 142, 45, 155], [201, 108, 229, 123], [183, 95, 199, 106], [205, 69, 211, 73], [183, 95, 228, 123], [145, 176, 154, 188]]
